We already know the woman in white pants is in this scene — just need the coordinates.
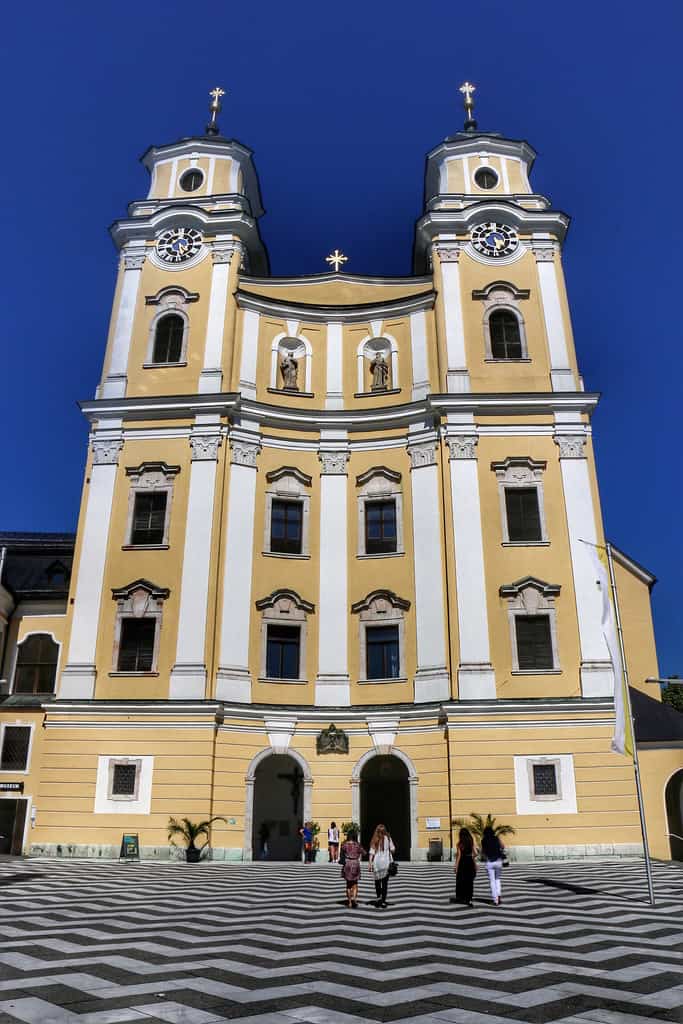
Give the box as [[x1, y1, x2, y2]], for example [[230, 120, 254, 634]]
[[481, 826, 505, 906]]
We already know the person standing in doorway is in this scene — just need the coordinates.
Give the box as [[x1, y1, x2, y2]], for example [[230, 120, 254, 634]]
[[340, 828, 365, 908], [369, 824, 395, 908], [258, 821, 270, 860], [454, 827, 477, 906], [481, 825, 505, 905], [328, 821, 340, 863], [299, 822, 314, 863]]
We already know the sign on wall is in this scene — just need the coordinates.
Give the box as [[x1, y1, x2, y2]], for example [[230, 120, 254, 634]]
[[119, 833, 140, 861], [425, 817, 441, 830], [0, 782, 24, 792]]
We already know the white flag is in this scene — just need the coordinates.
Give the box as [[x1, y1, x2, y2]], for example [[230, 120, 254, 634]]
[[587, 543, 632, 756]]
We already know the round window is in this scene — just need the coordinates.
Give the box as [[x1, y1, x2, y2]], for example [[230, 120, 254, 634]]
[[179, 169, 204, 193], [474, 167, 498, 190]]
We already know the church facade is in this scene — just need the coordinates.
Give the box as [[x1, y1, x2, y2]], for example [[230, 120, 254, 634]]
[[1, 92, 678, 862]]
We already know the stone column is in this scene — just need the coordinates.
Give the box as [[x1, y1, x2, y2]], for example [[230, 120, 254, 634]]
[[434, 243, 470, 394], [555, 432, 613, 696], [315, 447, 350, 706], [325, 322, 344, 409], [407, 439, 449, 702], [101, 242, 146, 399], [447, 434, 496, 699], [59, 434, 122, 698], [169, 425, 222, 699], [216, 435, 261, 703], [199, 239, 242, 394], [533, 242, 575, 392]]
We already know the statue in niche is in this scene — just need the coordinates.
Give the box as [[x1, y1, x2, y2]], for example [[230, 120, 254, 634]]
[[370, 350, 389, 391], [280, 352, 299, 390]]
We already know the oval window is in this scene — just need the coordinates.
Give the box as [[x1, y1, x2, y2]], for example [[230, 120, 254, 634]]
[[179, 169, 203, 193], [474, 167, 498, 190]]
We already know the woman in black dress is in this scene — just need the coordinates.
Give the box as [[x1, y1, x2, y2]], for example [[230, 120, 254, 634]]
[[454, 827, 477, 906]]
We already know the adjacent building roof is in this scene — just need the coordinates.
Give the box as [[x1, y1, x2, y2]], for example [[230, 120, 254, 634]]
[[0, 532, 75, 602], [631, 687, 683, 745]]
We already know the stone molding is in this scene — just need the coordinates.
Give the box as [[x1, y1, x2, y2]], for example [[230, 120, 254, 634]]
[[554, 434, 587, 459], [122, 243, 147, 270], [212, 240, 244, 265], [190, 433, 222, 461], [230, 439, 260, 467], [447, 436, 478, 460], [318, 451, 349, 475], [433, 243, 461, 263], [407, 441, 436, 469], [91, 439, 123, 465], [531, 242, 557, 263]]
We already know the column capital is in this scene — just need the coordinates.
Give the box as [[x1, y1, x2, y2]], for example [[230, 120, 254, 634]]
[[554, 433, 587, 459], [407, 441, 436, 470], [447, 435, 478, 460], [319, 450, 349, 475], [531, 241, 558, 263], [432, 242, 462, 264], [122, 241, 147, 270], [230, 438, 261, 467], [91, 438, 123, 465], [190, 433, 222, 461], [212, 239, 244, 265]]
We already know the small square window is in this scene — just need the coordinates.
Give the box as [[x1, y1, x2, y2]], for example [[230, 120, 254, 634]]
[[366, 624, 400, 680], [532, 763, 558, 797], [270, 500, 303, 554], [112, 763, 138, 796], [118, 618, 156, 673], [131, 492, 167, 546], [505, 487, 542, 542], [365, 500, 397, 555], [515, 615, 554, 671], [266, 624, 300, 679], [0, 726, 31, 771]]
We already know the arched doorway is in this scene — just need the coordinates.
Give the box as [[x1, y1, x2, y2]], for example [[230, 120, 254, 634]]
[[249, 752, 307, 861], [360, 754, 411, 860], [665, 769, 683, 861]]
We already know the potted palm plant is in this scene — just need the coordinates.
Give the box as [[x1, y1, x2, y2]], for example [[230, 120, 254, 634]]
[[167, 815, 226, 862], [452, 813, 516, 843]]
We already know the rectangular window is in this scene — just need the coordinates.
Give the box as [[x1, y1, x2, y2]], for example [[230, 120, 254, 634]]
[[532, 763, 558, 797], [0, 726, 31, 771], [505, 487, 542, 542], [270, 500, 303, 554], [515, 615, 554, 671], [112, 762, 138, 796], [366, 624, 400, 679], [365, 500, 397, 554], [131, 491, 167, 546], [118, 618, 156, 672], [266, 624, 300, 679]]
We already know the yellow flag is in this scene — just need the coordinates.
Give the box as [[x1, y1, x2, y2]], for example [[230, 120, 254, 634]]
[[588, 543, 633, 757]]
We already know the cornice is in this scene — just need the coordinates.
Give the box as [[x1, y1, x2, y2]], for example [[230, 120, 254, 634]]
[[239, 272, 433, 289], [235, 288, 436, 324], [425, 134, 537, 169]]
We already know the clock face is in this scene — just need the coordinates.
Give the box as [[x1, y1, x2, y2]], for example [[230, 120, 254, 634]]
[[155, 227, 203, 264], [471, 222, 519, 259]]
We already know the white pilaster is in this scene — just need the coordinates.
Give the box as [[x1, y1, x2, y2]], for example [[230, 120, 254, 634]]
[[101, 243, 146, 399], [199, 240, 239, 394], [216, 434, 261, 703], [238, 309, 260, 399], [409, 310, 430, 400], [325, 322, 344, 409], [59, 432, 122, 698], [555, 431, 613, 696], [434, 243, 470, 394], [447, 433, 496, 699], [534, 241, 575, 392], [169, 424, 222, 700], [315, 443, 350, 706], [407, 439, 449, 702]]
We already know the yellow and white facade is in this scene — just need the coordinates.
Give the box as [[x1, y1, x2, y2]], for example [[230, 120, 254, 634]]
[[2, 108, 680, 862]]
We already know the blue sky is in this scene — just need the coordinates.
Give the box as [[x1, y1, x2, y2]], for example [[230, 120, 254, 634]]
[[2, 0, 680, 674]]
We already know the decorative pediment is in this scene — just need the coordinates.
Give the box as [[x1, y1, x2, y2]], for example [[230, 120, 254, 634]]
[[265, 466, 312, 487], [125, 461, 181, 484], [499, 577, 561, 598], [351, 589, 411, 615], [111, 579, 170, 601], [145, 286, 199, 306], [472, 281, 530, 302], [316, 724, 349, 755], [491, 457, 546, 484], [355, 466, 402, 488], [500, 577, 560, 614], [255, 588, 315, 614]]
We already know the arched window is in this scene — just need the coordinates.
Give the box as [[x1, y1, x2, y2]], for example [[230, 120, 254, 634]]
[[489, 310, 522, 359], [152, 313, 184, 364], [14, 634, 59, 694]]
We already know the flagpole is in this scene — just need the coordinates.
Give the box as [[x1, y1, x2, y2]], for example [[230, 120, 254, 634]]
[[604, 540, 655, 906]]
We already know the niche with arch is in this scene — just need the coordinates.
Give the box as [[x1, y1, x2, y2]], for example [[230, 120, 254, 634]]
[[356, 336, 399, 395], [270, 335, 313, 395]]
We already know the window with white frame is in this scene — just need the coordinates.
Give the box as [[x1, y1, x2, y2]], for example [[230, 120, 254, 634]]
[[95, 754, 154, 815], [356, 467, 404, 557], [108, 758, 142, 800], [263, 467, 312, 557], [351, 589, 410, 682], [472, 282, 530, 361], [111, 580, 169, 675], [13, 634, 59, 695], [124, 463, 179, 548], [513, 754, 577, 815], [0, 725, 32, 771], [144, 286, 198, 367], [356, 336, 399, 395], [499, 577, 561, 673], [491, 457, 548, 545], [255, 589, 314, 682]]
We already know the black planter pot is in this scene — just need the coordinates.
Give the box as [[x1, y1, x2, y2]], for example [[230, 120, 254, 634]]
[[185, 847, 201, 863]]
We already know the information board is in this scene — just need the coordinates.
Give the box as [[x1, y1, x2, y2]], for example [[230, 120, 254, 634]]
[[119, 833, 140, 861]]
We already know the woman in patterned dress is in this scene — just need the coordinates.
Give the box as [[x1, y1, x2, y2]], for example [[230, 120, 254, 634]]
[[340, 828, 366, 908]]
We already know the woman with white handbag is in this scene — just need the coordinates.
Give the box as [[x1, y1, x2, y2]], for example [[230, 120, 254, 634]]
[[369, 824, 395, 908]]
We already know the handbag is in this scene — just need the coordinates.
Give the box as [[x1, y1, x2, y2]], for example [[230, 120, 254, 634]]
[[388, 860, 398, 877], [502, 856, 510, 868]]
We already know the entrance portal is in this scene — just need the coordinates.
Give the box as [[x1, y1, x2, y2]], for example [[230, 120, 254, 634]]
[[360, 755, 410, 859], [252, 753, 304, 861], [0, 799, 28, 855], [665, 769, 683, 861]]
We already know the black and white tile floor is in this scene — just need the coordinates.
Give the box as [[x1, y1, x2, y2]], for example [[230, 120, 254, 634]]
[[0, 858, 680, 1024]]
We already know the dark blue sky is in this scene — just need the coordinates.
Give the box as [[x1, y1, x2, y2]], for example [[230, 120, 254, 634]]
[[2, 1, 680, 674]]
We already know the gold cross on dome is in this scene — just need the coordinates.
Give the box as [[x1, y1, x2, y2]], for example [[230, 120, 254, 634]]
[[326, 249, 348, 272], [459, 81, 476, 114], [209, 86, 226, 108]]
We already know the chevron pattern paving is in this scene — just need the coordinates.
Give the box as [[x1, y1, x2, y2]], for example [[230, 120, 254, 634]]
[[0, 858, 680, 1024]]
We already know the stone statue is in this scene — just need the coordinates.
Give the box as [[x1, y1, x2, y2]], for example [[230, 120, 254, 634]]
[[280, 352, 299, 390], [316, 723, 349, 755], [370, 350, 389, 391]]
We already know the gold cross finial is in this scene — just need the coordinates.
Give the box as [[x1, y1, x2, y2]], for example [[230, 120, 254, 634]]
[[206, 86, 226, 136], [459, 81, 477, 130], [325, 249, 348, 273]]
